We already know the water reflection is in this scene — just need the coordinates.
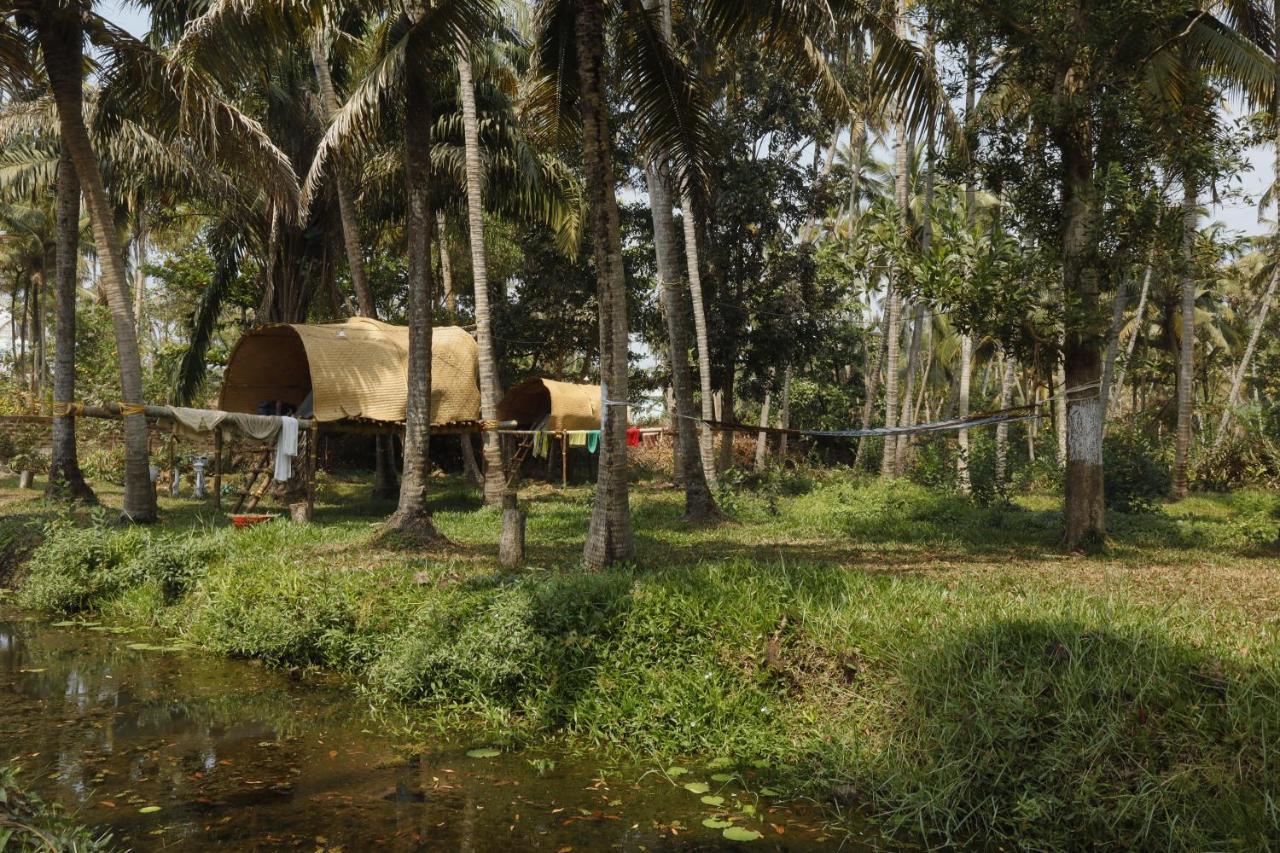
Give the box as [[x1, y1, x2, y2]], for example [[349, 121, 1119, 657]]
[[1, 615, 856, 851]]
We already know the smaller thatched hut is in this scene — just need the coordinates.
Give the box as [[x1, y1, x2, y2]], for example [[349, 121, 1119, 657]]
[[498, 378, 602, 430]]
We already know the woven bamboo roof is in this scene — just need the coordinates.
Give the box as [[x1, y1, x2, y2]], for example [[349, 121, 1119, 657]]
[[219, 317, 480, 425], [497, 377, 602, 430]]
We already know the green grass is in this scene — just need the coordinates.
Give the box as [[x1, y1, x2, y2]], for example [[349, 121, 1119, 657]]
[[2, 471, 1279, 850], [0, 765, 122, 851]]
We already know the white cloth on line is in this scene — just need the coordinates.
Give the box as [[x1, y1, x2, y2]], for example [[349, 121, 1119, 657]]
[[274, 416, 299, 482]]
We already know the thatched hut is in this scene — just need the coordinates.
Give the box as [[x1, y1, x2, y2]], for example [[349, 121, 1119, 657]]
[[497, 378, 602, 430], [219, 317, 481, 428]]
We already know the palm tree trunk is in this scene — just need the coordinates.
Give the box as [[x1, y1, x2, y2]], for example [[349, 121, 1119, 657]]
[[132, 208, 147, 350], [645, 163, 717, 519], [880, 139, 908, 477], [1112, 262, 1152, 413], [854, 308, 887, 470], [385, 61, 441, 542], [1059, 120, 1105, 547], [457, 53, 509, 507], [995, 351, 1015, 489], [47, 146, 95, 503], [754, 377, 772, 470], [435, 210, 482, 485], [1214, 262, 1278, 447], [1172, 177, 1197, 499], [778, 365, 792, 459], [680, 188, 717, 486], [1099, 272, 1131, 416], [38, 9, 155, 522], [578, 0, 634, 568], [895, 303, 924, 472]]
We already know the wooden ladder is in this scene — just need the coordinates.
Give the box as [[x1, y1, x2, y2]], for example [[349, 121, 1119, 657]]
[[232, 447, 275, 513]]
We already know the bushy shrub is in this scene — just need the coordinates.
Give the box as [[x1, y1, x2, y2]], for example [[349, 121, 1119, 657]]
[[16, 518, 215, 613], [1103, 426, 1171, 513]]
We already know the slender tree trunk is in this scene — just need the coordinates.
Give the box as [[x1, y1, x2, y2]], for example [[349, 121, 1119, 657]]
[[680, 189, 717, 486], [778, 365, 792, 459], [1054, 356, 1067, 464], [995, 352, 1015, 489], [39, 10, 155, 522], [880, 150, 908, 475], [132, 208, 147, 351], [1058, 119, 1105, 547], [716, 368, 736, 473], [1099, 273, 1131, 416], [895, 303, 924, 472], [385, 62, 442, 542], [47, 147, 95, 502], [1215, 262, 1278, 446], [1172, 178, 1197, 499], [854, 308, 887, 470], [1113, 263, 1152, 413], [957, 334, 974, 493], [645, 164, 717, 518], [578, 0, 634, 568], [956, 43, 977, 494], [457, 53, 509, 506], [754, 378, 772, 470]]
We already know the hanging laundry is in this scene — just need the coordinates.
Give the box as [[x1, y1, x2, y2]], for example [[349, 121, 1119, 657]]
[[532, 431, 551, 459], [626, 427, 641, 447], [568, 431, 588, 448], [586, 430, 600, 453], [274, 416, 299, 481]]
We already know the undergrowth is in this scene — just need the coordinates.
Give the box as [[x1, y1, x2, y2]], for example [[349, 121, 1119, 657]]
[[4, 474, 1279, 850]]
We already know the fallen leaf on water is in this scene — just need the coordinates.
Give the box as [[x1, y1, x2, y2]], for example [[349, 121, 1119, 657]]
[[99, 800, 116, 808], [328, 750, 338, 759], [138, 806, 161, 814], [770, 824, 785, 834], [682, 782, 710, 795], [18, 668, 46, 673], [466, 748, 501, 759]]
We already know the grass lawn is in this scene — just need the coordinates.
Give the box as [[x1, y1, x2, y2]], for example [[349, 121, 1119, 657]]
[[2, 469, 1278, 849]]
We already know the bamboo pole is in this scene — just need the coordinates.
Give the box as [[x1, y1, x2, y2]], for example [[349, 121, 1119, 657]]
[[307, 425, 317, 519], [561, 430, 568, 487]]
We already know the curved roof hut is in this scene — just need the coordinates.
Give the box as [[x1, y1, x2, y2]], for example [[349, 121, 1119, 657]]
[[219, 317, 481, 426], [497, 378, 602, 430]]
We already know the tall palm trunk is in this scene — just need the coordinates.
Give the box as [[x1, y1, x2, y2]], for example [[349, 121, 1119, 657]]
[[956, 44, 977, 494], [895, 303, 924, 472], [457, 53, 509, 506], [578, 0, 634, 569], [1059, 119, 1105, 547], [754, 375, 772, 470], [1099, 271, 1132, 415], [1172, 177, 1197, 499], [680, 188, 716, 485], [853, 306, 886, 470], [39, 9, 155, 522], [132, 209, 147, 349], [995, 351, 1015, 489], [880, 125, 909, 477], [47, 146, 95, 502], [646, 163, 717, 518], [311, 31, 398, 499], [956, 334, 974, 492], [1112, 262, 1152, 412], [386, 62, 441, 542]]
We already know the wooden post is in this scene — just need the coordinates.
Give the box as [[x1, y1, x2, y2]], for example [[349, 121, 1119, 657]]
[[561, 430, 568, 487], [212, 429, 223, 510], [306, 425, 318, 519], [499, 490, 526, 569]]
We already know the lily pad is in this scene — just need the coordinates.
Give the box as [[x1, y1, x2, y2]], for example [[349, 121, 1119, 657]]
[[138, 806, 162, 814], [666, 766, 689, 778], [722, 826, 763, 842], [466, 748, 501, 759], [682, 781, 710, 794], [700, 795, 725, 806], [710, 773, 734, 782], [702, 818, 734, 829], [707, 756, 734, 769]]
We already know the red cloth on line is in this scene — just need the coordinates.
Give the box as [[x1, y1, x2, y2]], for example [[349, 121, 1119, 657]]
[[626, 427, 641, 447]]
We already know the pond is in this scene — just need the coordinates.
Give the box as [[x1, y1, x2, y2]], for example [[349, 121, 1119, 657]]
[[0, 613, 873, 851]]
